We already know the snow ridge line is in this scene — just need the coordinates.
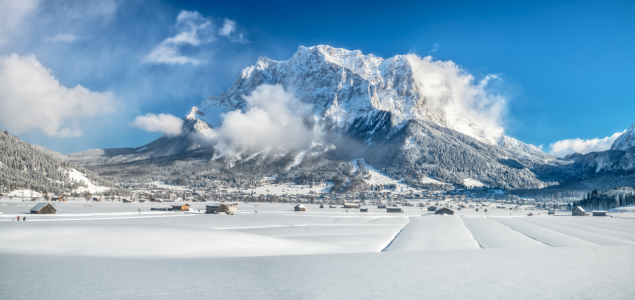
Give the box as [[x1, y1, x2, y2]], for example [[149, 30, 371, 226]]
[[459, 216, 483, 249], [487, 216, 553, 247], [380, 217, 409, 252]]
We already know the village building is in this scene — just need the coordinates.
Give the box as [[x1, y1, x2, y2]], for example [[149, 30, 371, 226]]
[[435, 207, 454, 215], [30, 202, 56, 214], [386, 205, 403, 213], [294, 204, 307, 211], [206, 202, 238, 213], [427, 206, 436, 212], [171, 204, 190, 211], [572, 206, 586, 216], [343, 203, 360, 208]]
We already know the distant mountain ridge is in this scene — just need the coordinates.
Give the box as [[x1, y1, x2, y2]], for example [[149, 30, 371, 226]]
[[71, 45, 635, 190]]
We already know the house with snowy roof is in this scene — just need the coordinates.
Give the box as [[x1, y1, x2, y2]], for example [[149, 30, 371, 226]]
[[30, 202, 56, 214]]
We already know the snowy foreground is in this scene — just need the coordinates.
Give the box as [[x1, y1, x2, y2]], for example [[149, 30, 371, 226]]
[[1, 199, 635, 299]]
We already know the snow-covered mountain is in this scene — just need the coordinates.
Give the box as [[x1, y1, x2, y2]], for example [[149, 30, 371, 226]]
[[70, 45, 568, 189], [611, 123, 635, 150], [200, 45, 506, 144]]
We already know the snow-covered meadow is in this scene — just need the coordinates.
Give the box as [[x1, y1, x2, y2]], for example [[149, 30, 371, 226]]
[[1, 198, 635, 299]]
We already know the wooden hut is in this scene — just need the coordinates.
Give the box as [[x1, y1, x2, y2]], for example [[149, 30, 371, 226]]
[[206, 202, 238, 213], [171, 204, 190, 211], [427, 206, 436, 212], [386, 205, 403, 213], [343, 203, 360, 208], [122, 198, 132, 203], [593, 211, 606, 216], [30, 202, 56, 214], [572, 206, 586, 216], [294, 204, 307, 211], [435, 207, 454, 215], [360, 208, 368, 212]]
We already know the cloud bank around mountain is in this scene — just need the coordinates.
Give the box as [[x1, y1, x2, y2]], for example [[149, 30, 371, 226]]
[[406, 54, 506, 144], [549, 131, 625, 157], [131, 113, 183, 137], [210, 84, 314, 158], [0, 53, 115, 137]]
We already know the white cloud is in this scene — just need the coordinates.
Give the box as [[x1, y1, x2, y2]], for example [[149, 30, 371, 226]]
[[131, 113, 183, 137], [406, 54, 506, 143], [0, 53, 116, 137], [143, 10, 213, 65], [549, 131, 625, 157], [0, 0, 39, 45], [219, 18, 235, 36], [209, 84, 314, 158], [46, 33, 80, 42]]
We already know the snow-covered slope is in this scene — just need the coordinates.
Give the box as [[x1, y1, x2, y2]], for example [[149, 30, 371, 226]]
[[611, 123, 635, 150], [0, 130, 113, 194]]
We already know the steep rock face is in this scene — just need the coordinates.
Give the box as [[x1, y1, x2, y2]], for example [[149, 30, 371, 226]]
[[611, 123, 635, 150], [199, 45, 506, 145]]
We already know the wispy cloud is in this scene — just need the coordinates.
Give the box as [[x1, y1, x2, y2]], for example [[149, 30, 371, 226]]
[[131, 113, 183, 136], [0, 54, 116, 137], [219, 18, 235, 36], [143, 11, 214, 65], [46, 33, 81, 42], [429, 43, 439, 54], [549, 131, 625, 157]]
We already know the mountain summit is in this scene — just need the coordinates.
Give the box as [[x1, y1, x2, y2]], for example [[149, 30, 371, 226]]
[[200, 45, 505, 145], [611, 123, 635, 150]]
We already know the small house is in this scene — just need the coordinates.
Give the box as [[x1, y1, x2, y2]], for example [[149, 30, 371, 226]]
[[294, 204, 307, 211], [360, 208, 368, 212], [593, 211, 606, 217], [206, 202, 238, 213], [548, 210, 555, 215], [343, 203, 360, 208], [427, 206, 436, 212], [435, 207, 454, 215], [30, 202, 56, 214], [572, 206, 586, 216], [122, 198, 132, 203], [386, 205, 403, 213], [171, 204, 189, 211]]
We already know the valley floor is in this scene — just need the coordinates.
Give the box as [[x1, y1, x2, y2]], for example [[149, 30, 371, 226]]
[[1, 199, 634, 299]]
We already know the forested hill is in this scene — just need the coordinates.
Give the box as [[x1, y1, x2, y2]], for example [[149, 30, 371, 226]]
[[572, 187, 635, 211], [0, 130, 114, 195]]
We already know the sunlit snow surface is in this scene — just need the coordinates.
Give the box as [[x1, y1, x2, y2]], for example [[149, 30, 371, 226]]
[[2, 198, 635, 299]]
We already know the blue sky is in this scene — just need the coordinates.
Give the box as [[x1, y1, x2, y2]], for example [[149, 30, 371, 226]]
[[0, 0, 634, 155]]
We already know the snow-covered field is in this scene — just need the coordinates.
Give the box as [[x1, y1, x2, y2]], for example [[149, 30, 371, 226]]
[[1, 198, 635, 299]]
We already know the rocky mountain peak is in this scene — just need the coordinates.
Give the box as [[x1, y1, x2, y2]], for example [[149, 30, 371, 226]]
[[611, 123, 635, 150]]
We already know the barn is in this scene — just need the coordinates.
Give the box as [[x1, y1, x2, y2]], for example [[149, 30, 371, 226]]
[[593, 211, 607, 216], [386, 205, 403, 213], [572, 206, 586, 216], [435, 207, 454, 215], [171, 204, 190, 211], [427, 206, 436, 212], [30, 203, 56, 214], [206, 202, 238, 213]]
